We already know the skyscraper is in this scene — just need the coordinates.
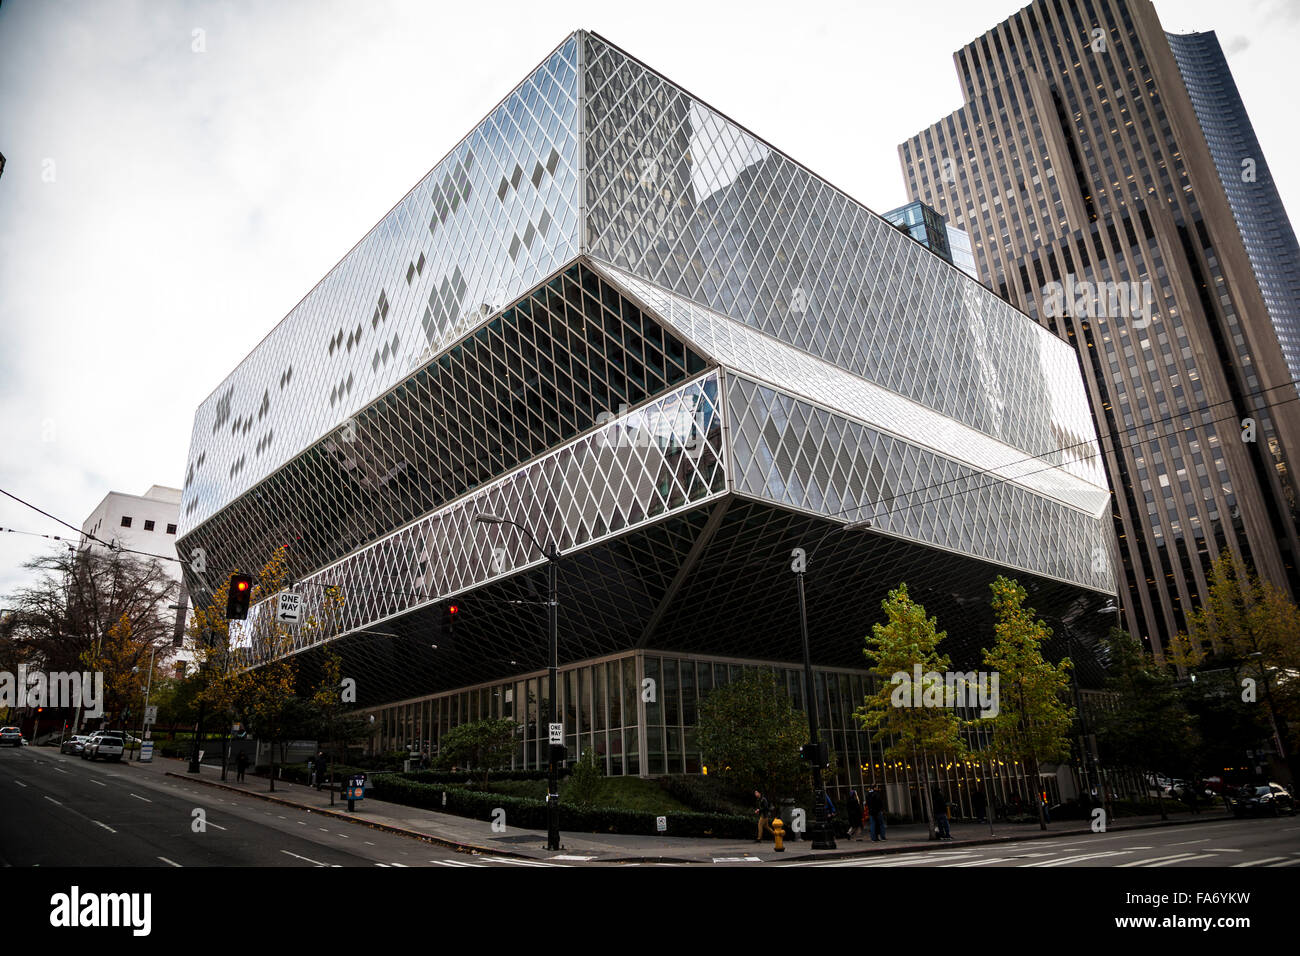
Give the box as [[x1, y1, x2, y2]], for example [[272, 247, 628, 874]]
[[176, 32, 1114, 808], [900, 0, 1300, 656], [1166, 29, 1300, 397]]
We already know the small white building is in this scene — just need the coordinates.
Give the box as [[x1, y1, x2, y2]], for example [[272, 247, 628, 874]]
[[80, 485, 193, 674]]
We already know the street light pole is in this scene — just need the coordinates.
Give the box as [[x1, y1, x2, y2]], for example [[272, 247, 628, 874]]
[[473, 513, 562, 852], [135, 643, 157, 761], [791, 517, 872, 851]]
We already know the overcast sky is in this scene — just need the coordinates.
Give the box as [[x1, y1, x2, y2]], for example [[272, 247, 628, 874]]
[[1, 0, 1297, 598]]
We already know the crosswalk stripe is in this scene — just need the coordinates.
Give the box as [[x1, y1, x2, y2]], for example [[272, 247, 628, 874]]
[[431, 859, 485, 867], [943, 857, 1012, 867], [480, 856, 564, 867], [1148, 853, 1217, 866], [1118, 853, 1198, 867], [1022, 850, 1132, 867], [1232, 856, 1288, 867]]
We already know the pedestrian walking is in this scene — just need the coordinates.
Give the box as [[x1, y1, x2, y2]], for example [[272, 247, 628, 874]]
[[973, 784, 987, 823], [236, 751, 249, 783], [315, 750, 328, 791], [754, 789, 774, 842], [845, 789, 863, 840], [932, 786, 952, 839], [866, 786, 887, 841]]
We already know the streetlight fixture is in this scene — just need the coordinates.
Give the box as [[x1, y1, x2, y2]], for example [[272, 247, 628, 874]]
[[792, 515, 872, 851], [473, 512, 563, 852]]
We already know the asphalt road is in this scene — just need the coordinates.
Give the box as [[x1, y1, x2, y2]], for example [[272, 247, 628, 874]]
[[0, 746, 569, 868], [777, 815, 1300, 867]]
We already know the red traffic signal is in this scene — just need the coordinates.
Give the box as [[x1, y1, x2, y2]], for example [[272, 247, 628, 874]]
[[226, 573, 254, 620]]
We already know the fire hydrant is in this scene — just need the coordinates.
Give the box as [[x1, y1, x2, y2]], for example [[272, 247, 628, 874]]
[[772, 817, 785, 852]]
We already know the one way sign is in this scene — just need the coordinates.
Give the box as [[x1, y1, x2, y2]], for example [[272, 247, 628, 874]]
[[276, 591, 303, 623]]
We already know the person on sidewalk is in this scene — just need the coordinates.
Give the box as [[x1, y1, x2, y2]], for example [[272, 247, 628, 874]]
[[754, 789, 774, 842], [235, 751, 249, 783], [315, 751, 328, 791], [845, 789, 863, 840], [973, 784, 987, 823], [932, 787, 952, 840], [866, 786, 886, 841]]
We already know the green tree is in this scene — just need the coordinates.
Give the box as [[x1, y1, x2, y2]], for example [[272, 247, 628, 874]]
[[855, 583, 966, 834], [1169, 550, 1300, 784], [981, 576, 1074, 830], [696, 669, 809, 800], [434, 717, 520, 785], [1093, 628, 1200, 819], [563, 747, 605, 808]]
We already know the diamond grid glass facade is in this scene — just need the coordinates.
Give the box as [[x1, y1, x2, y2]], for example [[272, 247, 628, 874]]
[[179, 31, 1116, 807]]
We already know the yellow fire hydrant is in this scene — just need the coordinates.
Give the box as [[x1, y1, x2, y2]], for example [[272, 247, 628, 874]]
[[772, 817, 785, 852]]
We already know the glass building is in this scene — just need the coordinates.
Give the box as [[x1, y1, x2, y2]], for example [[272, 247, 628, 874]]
[[884, 199, 981, 281], [1166, 29, 1300, 397], [177, 32, 1115, 818], [900, 0, 1300, 658]]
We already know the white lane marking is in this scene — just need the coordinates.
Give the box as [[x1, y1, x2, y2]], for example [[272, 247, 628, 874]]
[[712, 856, 763, 863], [89, 780, 105, 787], [1206, 848, 1243, 852], [1234, 856, 1289, 867], [53, 767, 69, 774], [1167, 838, 1209, 846], [1117, 853, 1200, 867], [158, 857, 182, 868], [431, 859, 485, 867], [44, 796, 62, 806], [389, 862, 408, 867], [94, 821, 117, 834], [208, 822, 228, 831], [364, 841, 375, 846], [280, 850, 328, 867], [13, 780, 27, 788], [553, 855, 595, 861], [375, 863, 390, 867], [129, 793, 152, 803], [1265, 858, 1300, 867]]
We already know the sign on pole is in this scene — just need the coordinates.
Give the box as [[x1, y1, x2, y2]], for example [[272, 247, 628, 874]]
[[548, 723, 563, 745], [144, 706, 158, 725], [656, 816, 667, 833], [140, 741, 154, 763], [276, 591, 303, 624]]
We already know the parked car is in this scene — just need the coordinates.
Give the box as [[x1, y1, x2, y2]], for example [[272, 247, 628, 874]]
[[85, 731, 126, 762], [0, 727, 24, 747], [1231, 783, 1296, 817], [60, 735, 90, 755]]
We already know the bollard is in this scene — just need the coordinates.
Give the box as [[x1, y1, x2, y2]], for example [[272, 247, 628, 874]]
[[772, 817, 785, 852]]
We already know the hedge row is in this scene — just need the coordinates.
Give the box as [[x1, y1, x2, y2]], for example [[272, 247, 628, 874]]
[[401, 768, 570, 785], [369, 776, 754, 838]]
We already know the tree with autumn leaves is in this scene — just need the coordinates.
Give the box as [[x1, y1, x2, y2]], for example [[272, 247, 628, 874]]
[[982, 575, 1074, 831], [189, 546, 347, 790], [856, 583, 966, 835], [1167, 549, 1300, 787]]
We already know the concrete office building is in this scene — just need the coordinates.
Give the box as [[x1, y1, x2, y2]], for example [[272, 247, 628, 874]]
[[177, 32, 1116, 814], [900, 0, 1300, 656]]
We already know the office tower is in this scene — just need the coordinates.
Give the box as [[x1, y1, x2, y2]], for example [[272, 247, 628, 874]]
[[901, 0, 1300, 655]]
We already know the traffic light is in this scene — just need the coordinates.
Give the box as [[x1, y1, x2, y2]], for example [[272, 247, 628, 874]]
[[226, 573, 253, 620], [436, 601, 460, 642], [800, 741, 828, 768]]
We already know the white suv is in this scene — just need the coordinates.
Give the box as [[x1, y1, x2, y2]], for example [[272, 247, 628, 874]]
[[85, 731, 126, 762]]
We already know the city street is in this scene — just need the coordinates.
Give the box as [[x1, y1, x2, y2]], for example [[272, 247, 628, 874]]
[[0, 747, 569, 868], [5, 745, 1298, 869]]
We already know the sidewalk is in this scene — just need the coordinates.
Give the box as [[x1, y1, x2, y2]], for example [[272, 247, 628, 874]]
[[121, 754, 1231, 864]]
